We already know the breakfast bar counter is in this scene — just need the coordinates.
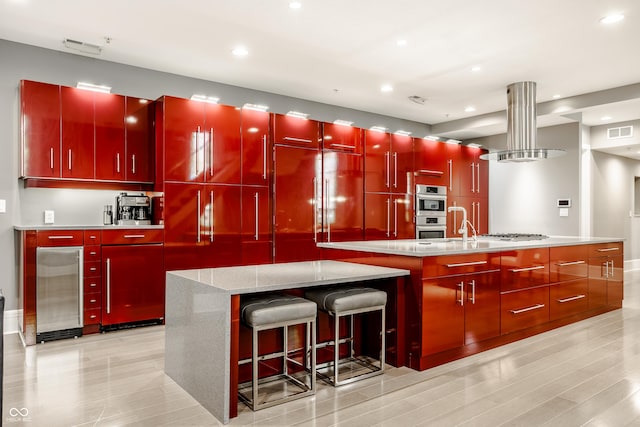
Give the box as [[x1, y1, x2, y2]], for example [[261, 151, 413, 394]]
[[164, 260, 410, 424]]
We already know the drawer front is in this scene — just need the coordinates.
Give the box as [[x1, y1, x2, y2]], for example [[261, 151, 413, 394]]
[[549, 278, 589, 321], [588, 242, 623, 258], [84, 261, 101, 278], [550, 245, 588, 283], [84, 293, 102, 310], [84, 245, 102, 262], [37, 230, 84, 247], [423, 252, 500, 278], [501, 286, 550, 335], [84, 230, 102, 245], [84, 308, 102, 325], [84, 277, 101, 293], [501, 248, 549, 292], [102, 228, 163, 245]]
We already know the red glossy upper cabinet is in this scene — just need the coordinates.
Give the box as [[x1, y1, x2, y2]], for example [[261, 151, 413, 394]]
[[241, 186, 272, 265], [413, 137, 448, 187], [94, 92, 126, 181], [20, 80, 61, 179], [272, 113, 320, 148], [204, 104, 241, 184], [162, 96, 206, 183], [241, 108, 270, 186], [390, 133, 413, 194], [125, 97, 154, 183], [61, 86, 95, 179], [364, 129, 391, 193], [323, 123, 363, 153]]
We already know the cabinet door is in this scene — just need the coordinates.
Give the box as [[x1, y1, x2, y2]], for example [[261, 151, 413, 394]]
[[273, 145, 321, 262], [204, 184, 242, 266], [501, 286, 550, 335], [550, 278, 589, 321], [608, 255, 623, 307], [364, 193, 391, 240], [501, 248, 550, 291], [422, 276, 465, 355], [390, 133, 413, 193], [588, 256, 608, 309], [102, 243, 164, 326], [163, 182, 206, 270], [458, 146, 477, 197], [470, 197, 488, 236], [413, 137, 448, 186], [95, 92, 126, 181], [205, 104, 241, 184], [61, 86, 95, 179], [21, 80, 61, 178], [272, 113, 320, 148], [241, 109, 270, 186], [393, 193, 414, 239], [322, 151, 363, 242], [163, 96, 205, 182], [464, 271, 501, 345], [364, 130, 391, 193], [444, 143, 461, 196], [125, 97, 153, 183], [323, 123, 362, 153], [550, 245, 589, 283], [241, 186, 272, 265]]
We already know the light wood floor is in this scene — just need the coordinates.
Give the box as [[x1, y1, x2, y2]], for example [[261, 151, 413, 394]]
[[4, 271, 640, 426]]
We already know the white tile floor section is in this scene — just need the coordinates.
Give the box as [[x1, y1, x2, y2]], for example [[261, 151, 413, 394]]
[[3, 271, 640, 426]]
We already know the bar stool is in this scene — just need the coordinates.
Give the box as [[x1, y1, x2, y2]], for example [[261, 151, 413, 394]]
[[304, 286, 387, 386], [238, 294, 317, 411]]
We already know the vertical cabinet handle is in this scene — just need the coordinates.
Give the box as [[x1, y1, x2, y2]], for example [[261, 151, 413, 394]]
[[210, 190, 214, 243], [603, 261, 609, 278], [386, 198, 391, 238], [448, 159, 453, 191], [68, 149, 72, 171], [254, 192, 259, 241], [196, 126, 201, 174], [452, 201, 457, 236], [50, 147, 54, 170], [471, 163, 475, 193], [476, 163, 480, 193], [393, 198, 398, 237], [210, 128, 214, 177], [116, 152, 121, 174], [325, 179, 331, 242], [469, 279, 476, 304], [106, 258, 111, 314], [262, 135, 267, 180], [384, 152, 390, 188], [476, 201, 481, 235], [313, 177, 318, 242], [393, 152, 398, 188], [196, 191, 201, 243], [457, 281, 465, 306], [132, 154, 136, 174], [609, 259, 614, 278]]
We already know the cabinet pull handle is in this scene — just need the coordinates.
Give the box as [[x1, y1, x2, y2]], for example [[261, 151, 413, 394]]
[[393, 198, 398, 237], [196, 126, 201, 175], [446, 260, 487, 268], [132, 154, 136, 174], [106, 258, 111, 314], [597, 247, 619, 252], [50, 147, 54, 170], [254, 192, 259, 241], [476, 201, 481, 235], [476, 163, 480, 193], [510, 304, 545, 315], [448, 159, 453, 191], [196, 191, 201, 243], [510, 265, 545, 273], [283, 136, 312, 143], [416, 169, 444, 176], [326, 179, 331, 242], [452, 200, 457, 236], [557, 295, 586, 303], [116, 152, 120, 173], [312, 177, 318, 242], [90, 267, 97, 272], [331, 143, 356, 150], [90, 282, 97, 288], [386, 198, 391, 238], [68, 149, 72, 170], [90, 315, 97, 319], [457, 282, 464, 306], [557, 260, 586, 266], [393, 152, 398, 188], [471, 162, 475, 193], [210, 190, 214, 243], [384, 152, 390, 188], [609, 259, 615, 278], [210, 128, 214, 177], [262, 135, 267, 180], [90, 251, 97, 256], [469, 279, 476, 304], [90, 299, 97, 303], [48, 235, 74, 240], [123, 234, 145, 239]]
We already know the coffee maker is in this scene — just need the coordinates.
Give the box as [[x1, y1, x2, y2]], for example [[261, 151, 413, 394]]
[[115, 193, 151, 225]]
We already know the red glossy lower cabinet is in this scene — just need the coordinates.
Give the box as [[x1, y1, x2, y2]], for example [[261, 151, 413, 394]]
[[501, 286, 550, 335], [101, 243, 165, 326], [549, 278, 589, 321]]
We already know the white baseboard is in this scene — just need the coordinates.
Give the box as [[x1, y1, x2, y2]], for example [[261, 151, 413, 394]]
[[3, 309, 19, 335], [625, 259, 640, 271]]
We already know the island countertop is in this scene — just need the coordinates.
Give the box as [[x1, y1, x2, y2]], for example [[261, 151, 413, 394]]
[[167, 260, 410, 294], [317, 236, 624, 257]]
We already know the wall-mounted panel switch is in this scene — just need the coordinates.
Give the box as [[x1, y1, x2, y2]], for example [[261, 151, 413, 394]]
[[44, 210, 55, 224], [0, 199, 5, 213]]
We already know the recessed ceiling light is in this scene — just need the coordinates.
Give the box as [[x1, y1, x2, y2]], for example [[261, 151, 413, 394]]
[[232, 46, 248, 57], [600, 13, 624, 24], [471, 66, 481, 72], [380, 84, 393, 93], [465, 106, 476, 113], [601, 115, 612, 121], [396, 39, 407, 47], [289, 1, 302, 9], [552, 94, 561, 99]]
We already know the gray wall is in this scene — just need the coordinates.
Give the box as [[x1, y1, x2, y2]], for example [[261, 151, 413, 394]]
[[466, 123, 582, 236], [0, 39, 430, 311]]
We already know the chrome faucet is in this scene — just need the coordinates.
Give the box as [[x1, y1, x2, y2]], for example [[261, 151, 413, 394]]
[[447, 205, 468, 244]]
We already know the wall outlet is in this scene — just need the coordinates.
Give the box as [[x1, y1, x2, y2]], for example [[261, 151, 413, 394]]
[[44, 210, 55, 224], [0, 199, 5, 213]]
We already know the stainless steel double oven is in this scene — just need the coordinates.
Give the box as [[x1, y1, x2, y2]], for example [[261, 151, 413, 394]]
[[415, 184, 447, 239]]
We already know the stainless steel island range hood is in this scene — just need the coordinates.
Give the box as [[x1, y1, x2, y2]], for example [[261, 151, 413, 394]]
[[480, 81, 565, 162]]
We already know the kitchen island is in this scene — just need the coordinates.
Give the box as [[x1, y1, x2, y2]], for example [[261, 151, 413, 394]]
[[164, 260, 410, 424], [318, 236, 624, 371]]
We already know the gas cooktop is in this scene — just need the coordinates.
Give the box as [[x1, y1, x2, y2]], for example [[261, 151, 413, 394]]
[[480, 233, 549, 241]]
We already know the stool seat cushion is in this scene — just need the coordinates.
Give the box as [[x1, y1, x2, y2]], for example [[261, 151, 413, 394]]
[[305, 287, 387, 314], [241, 294, 317, 327]]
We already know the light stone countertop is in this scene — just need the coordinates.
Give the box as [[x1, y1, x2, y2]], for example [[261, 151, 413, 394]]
[[14, 224, 164, 230], [167, 260, 410, 295], [317, 236, 624, 257]]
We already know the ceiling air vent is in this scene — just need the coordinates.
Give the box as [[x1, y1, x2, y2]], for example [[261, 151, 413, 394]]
[[607, 125, 633, 139], [408, 95, 427, 105]]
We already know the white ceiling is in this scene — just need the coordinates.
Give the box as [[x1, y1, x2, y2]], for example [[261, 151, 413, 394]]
[[1, 0, 640, 154]]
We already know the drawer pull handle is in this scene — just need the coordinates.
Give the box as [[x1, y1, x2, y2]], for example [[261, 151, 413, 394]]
[[557, 295, 586, 303], [48, 235, 74, 240], [90, 315, 97, 319], [89, 283, 97, 287], [510, 304, 545, 315], [90, 251, 97, 256], [557, 260, 585, 266], [124, 234, 145, 239], [90, 267, 97, 272], [597, 247, 619, 252], [510, 265, 545, 273], [446, 261, 488, 268], [330, 143, 356, 150], [283, 136, 312, 143], [90, 299, 97, 303], [416, 169, 444, 176]]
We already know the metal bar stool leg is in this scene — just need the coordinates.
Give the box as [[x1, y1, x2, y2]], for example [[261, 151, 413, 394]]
[[252, 326, 259, 410]]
